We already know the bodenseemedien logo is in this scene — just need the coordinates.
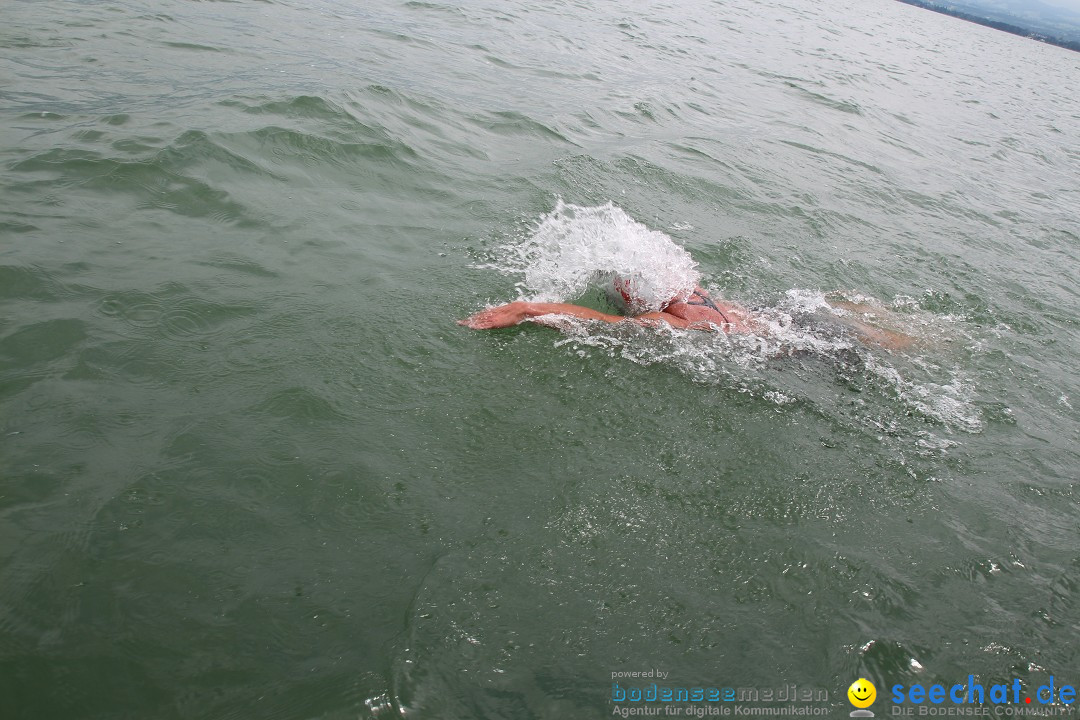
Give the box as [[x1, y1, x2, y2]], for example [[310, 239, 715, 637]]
[[849, 678, 877, 718]]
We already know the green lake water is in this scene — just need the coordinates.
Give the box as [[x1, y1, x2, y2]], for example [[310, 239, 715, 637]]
[[2, 0, 1079, 718]]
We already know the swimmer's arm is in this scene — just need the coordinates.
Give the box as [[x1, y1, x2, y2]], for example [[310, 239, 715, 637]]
[[634, 312, 695, 329], [459, 302, 694, 330], [459, 302, 620, 329]]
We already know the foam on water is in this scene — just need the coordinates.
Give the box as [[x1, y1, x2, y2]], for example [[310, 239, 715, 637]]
[[476, 204, 987, 440]]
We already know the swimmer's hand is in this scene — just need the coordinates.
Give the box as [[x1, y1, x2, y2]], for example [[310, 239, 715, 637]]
[[459, 301, 532, 329]]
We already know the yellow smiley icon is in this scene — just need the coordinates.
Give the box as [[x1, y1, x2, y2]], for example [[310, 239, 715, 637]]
[[848, 678, 876, 709]]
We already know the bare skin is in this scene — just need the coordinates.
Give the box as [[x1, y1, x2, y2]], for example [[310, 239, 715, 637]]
[[461, 286, 915, 351], [459, 287, 753, 332], [823, 294, 916, 351]]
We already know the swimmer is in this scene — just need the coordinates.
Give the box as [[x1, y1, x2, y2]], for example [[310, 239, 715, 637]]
[[460, 276, 916, 351], [459, 283, 755, 332], [460, 278, 915, 351]]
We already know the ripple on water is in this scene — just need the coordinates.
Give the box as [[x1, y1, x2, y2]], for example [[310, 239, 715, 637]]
[[250, 431, 306, 471], [158, 299, 222, 341], [0, 263, 65, 302], [74, 339, 185, 389], [97, 290, 164, 328], [22, 394, 105, 453], [0, 318, 88, 396], [85, 285, 263, 394], [96, 287, 257, 344], [249, 386, 354, 424]]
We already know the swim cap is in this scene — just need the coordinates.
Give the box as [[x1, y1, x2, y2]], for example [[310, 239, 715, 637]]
[[605, 272, 685, 315]]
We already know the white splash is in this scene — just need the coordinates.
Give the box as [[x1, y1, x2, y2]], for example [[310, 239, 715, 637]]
[[489, 200, 701, 312]]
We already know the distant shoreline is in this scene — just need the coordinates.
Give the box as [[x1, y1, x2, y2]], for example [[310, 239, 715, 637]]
[[896, 0, 1080, 53]]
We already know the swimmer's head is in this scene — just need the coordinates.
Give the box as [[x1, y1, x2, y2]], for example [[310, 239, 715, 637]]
[[604, 273, 653, 315], [605, 273, 686, 315], [605, 274, 640, 315]]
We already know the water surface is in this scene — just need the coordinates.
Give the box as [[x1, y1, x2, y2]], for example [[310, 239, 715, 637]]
[[2, 0, 1079, 718]]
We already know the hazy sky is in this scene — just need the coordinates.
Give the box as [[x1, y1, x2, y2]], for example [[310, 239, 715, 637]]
[[1039, 0, 1080, 11], [961, 0, 1080, 16]]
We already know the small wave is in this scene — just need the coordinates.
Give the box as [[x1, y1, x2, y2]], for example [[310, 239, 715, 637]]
[[0, 317, 87, 369], [783, 81, 863, 115], [467, 110, 575, 144], [159, 41, 227, 53], [244, 125, 419, 170], [10, 139, 267, 227], [250, 386, 351, 423], [0, 264, 66, 301], [219, 94, 346, 122], [403, 0, 466, 13]]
